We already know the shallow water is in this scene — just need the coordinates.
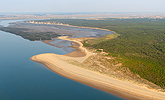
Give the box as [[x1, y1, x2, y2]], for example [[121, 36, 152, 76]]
[[18, 22, 113, 38], [49, 38, 74, 53], [0, 20, 124, 100]]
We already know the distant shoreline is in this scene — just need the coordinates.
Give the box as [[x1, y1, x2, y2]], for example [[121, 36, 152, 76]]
[[31, 36, 165, 100], [26, 21, 113, 32], [1, 12, 164, 20]]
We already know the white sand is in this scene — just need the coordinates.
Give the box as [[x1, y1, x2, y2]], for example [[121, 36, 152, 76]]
[[31, 53, 165, 100], [31, 36, 165, 100]]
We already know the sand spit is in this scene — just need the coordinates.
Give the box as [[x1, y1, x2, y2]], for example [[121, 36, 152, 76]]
[[31, 53, 165, 100], [31, 37, 165, 100]]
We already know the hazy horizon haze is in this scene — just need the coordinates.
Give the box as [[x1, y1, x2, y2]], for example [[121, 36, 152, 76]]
[[0, 0, 164, 13]]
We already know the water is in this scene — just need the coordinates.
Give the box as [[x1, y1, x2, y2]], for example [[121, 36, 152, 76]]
[[49, 38, 74, 53], [0, 20, 124, 100]]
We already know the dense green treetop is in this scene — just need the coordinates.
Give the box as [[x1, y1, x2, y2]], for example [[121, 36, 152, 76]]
[[1, 18, 165, 88], [37, 18, 165, 88]]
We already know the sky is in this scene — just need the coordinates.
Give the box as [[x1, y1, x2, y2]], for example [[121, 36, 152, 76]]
[[0, 0, 164, 13]]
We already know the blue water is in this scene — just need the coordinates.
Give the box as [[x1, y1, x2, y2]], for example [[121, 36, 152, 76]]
[[0, 20, 124, 100]]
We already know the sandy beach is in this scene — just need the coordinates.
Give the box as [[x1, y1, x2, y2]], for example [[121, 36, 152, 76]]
[[31, 37, 165, 100]]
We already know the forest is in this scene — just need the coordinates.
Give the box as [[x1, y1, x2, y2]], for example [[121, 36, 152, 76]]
[[1, 18, 165, 88], [34, 18, 165, 88]]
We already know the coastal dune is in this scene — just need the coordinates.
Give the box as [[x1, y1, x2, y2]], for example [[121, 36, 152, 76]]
[[31, 53, 165, 100], [31, 37, 165, 100]]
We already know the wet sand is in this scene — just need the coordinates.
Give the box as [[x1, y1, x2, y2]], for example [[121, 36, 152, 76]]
[[31, 36, 165, 100], [64, 41, 86, 57], [43, 37, 86, 56], [9, 21, 113, 38]]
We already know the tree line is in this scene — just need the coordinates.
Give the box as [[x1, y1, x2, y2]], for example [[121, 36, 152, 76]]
[[41, 18, 165, 88]]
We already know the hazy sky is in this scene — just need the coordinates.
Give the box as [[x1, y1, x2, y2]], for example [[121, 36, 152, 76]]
[[0, 0, 164, 13]]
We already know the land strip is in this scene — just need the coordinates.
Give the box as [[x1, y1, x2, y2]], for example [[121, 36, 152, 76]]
[[31, 36, 165, 100]]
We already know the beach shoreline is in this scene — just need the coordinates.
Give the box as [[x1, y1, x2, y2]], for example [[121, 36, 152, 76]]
[[31, 36, 165, 100], [30, 54, 138, 100]]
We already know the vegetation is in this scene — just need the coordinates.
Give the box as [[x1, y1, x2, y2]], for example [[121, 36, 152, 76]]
[[1, 18, 165, 88], [84, 33, 120, 45], [36, 18, 165, 88], [0, 27, 60, 41]]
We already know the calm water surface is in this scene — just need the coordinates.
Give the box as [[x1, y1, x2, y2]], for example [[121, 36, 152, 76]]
[[0, 20, 124, 100]]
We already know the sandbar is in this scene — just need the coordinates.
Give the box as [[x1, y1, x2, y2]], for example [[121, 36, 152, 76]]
[[31, 37, 165, 100]]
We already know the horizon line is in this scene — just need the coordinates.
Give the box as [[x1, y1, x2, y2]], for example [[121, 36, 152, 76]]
[[0, 12, 165, 15]]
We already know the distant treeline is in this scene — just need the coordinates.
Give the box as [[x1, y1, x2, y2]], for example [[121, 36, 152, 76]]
[[0, 27, 60, 41], [36, 18, 165, 88]]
